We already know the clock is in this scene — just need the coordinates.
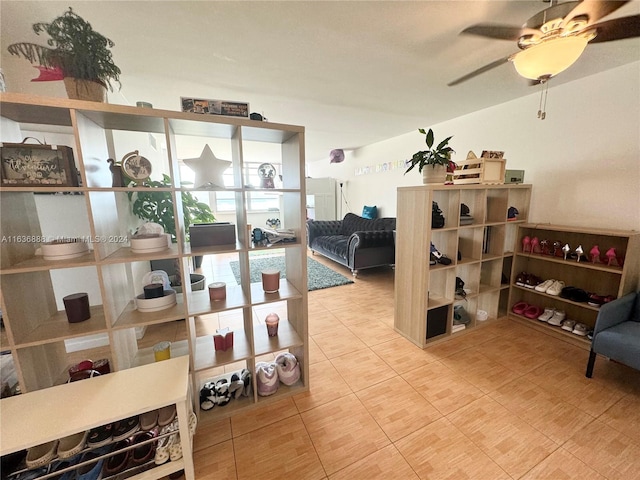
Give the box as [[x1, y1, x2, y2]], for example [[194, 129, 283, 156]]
[[257, 162, 276, 188], [121, 150, 152, 183]]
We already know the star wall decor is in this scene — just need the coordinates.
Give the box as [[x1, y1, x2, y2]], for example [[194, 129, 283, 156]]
[[183, 144, 231, 189]]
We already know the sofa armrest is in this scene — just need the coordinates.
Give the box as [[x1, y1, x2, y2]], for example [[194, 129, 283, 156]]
[[347, 230, 395, 261], [594, 292, 638, 336], [306, 219, 342, 247]]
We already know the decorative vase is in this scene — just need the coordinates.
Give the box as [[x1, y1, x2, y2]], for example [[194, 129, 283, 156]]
[[63, 77, 106, 102], [422, 164, 447, 184]]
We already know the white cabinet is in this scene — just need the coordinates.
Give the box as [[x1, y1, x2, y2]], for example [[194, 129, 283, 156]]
[[0, 356, 194, 480], [306, 177, 336, 220]]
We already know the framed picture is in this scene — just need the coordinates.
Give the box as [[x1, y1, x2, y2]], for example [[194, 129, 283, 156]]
[[0, 142, 79, 187], [481, 150, 505, 159], [181, 97, 249, 118]]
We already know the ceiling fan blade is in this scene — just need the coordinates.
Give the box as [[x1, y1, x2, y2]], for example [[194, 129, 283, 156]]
[[448, 56, 512, 86], [588, 14, 640, 43], [563, 0, 631, 26], [461, 24, 525, 41]]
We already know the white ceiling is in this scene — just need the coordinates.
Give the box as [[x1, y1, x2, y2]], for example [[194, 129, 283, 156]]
[[2, 1, 639, 163]]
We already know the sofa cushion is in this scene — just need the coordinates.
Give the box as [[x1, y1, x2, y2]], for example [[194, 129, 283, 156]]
[[340, 213, 395, 236], [312, 235, 349, 259]]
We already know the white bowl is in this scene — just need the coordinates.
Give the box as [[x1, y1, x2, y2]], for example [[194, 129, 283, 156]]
[[41, 239, 89, 260], [130, 233, 170, 254], [135, 289, 177, 312]]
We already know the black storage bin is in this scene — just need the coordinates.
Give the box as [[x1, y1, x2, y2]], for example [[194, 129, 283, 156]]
[[426, 305, 449, 339]]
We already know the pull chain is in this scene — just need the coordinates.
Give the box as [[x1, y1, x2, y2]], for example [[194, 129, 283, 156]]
[[537, 78, 550, 120]]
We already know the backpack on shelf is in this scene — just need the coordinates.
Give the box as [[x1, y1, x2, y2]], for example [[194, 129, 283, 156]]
[[432, 201, 445, 229]]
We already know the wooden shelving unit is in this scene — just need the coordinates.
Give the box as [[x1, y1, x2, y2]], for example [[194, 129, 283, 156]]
[[508, 223, 640, 349], [394, 183, 531, 347], [0, 93, 308, 428]]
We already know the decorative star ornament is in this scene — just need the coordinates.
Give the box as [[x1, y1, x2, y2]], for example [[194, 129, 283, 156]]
[[183, 144, 231, 188]]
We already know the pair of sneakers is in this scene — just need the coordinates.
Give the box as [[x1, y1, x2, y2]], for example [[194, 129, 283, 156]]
[[256, 353, 301, 396], [538, 308, 566, 326], [535, 279, 565, 296], [560, 319, 589, 336]]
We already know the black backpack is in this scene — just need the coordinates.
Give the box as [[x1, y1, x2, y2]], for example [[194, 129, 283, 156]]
[[432, 201, 445, 229]]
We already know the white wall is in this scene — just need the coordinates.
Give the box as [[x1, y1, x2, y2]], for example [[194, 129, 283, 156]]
[[309, 62, 640, 231]]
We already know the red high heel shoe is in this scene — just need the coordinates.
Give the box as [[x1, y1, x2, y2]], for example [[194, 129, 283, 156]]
[[605, 247, 618, 266], [590, 245, 601, 263], [539, 239, 550, 255], [522, 236, 531, 253], [530, 237, 540, 254]]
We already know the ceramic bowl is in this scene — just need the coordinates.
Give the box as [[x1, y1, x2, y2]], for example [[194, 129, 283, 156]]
[[135, 289, 177, 312], [41, 239, 89, 260], [130, 233, 170, 254]]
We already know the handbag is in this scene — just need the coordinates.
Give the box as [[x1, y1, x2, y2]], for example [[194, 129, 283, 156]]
[[432, 201, 445, 229]]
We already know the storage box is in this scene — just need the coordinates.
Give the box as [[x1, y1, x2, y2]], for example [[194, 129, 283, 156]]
[[189, 223, 236, 247], [453, 156, 506, 185], [426, 305, 449, 339]]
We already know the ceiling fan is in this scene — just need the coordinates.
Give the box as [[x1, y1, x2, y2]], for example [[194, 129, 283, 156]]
[[448, 0, 640, 86]]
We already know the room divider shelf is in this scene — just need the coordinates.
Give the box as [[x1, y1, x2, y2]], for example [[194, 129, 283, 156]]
[[395, 183, 531, 347], [0, 93, 308, 427]]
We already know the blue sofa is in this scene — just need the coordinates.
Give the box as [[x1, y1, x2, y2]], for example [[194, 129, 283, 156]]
[[306, 213, 396, 277]]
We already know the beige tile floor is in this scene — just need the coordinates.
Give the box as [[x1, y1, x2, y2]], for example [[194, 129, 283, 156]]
[[122, 253, 640, 479]]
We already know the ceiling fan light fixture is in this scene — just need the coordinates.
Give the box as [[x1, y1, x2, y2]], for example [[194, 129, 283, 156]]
[[512, 35, 589, 80]]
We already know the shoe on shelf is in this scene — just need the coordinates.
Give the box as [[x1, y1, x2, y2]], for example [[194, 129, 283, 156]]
[[140, 409, 159, 431], [512, 301, 529, 315], [103, 439, 132, 476], [546, 280, 565, 296], [530, 237, 540, 254], [537, 308, 555, 322], [547, 310, 566, 326], [158, 405, 177, 427], [522, 236, 531, 253], [515, 272, 529, 287], [572, 323, 588, 336], [430, 242, 452, 265], [561, 319, 576, 332], [588, 294, 605, 307], [524, 305, 544, 319], [86, 423, 113, 448], [25, 440, 59, 469], [57, 430, 88, 459], [112, 416, 140, 442], [534, 279, 555, 293], [524, 274, 542, 289], [76, 445, 111, 480]]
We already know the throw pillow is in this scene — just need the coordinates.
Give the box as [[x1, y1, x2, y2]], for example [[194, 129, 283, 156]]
[[362, 205, 378, 219]]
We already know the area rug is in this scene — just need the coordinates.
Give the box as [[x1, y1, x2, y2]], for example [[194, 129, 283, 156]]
[[229, 256, 354, 291]]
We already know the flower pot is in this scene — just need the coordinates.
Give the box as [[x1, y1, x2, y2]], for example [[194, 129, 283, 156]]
[[63, 77, 106, 102], [422, 164, 447, 184]]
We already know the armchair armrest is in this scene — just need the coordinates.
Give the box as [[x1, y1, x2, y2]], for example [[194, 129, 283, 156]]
[[593, 292, 638, 336], [306, 219, 342, 247]]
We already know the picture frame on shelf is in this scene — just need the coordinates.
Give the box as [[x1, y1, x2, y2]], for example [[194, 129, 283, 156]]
[[181, 96, 249, 118], [0, 141, 79, 187], [481, 150, 505, 159]]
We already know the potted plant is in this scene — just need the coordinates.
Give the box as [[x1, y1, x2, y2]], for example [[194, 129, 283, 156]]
[[7, 7, 121, 102], [405, 128, 454, 184], [128, 174, 216, 289]]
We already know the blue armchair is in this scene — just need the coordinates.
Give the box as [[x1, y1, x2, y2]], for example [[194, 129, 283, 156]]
[[586, 291, 640, 378]]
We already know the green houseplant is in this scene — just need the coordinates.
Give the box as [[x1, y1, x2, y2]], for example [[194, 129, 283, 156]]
[[405, 128, 454, 174], [128, 175, 216, 288], [7, 7, 121, 101], [128, 175, 215, 244]]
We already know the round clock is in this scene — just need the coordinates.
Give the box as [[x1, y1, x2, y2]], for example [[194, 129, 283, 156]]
[[121, 150, 152, 183], [258, 162, 276, 188]]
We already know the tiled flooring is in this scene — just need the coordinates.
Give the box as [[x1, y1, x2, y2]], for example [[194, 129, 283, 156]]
[[150, 253, 640, 479]]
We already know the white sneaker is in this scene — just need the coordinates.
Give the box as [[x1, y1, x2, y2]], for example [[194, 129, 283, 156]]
[[546, 280, 565, 296], [535, 279, 555, 293], [561, 319, 576, 331], [573, 323, 588, 336], [547, 310, 566, 326], [538, 307, 555, 322]]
